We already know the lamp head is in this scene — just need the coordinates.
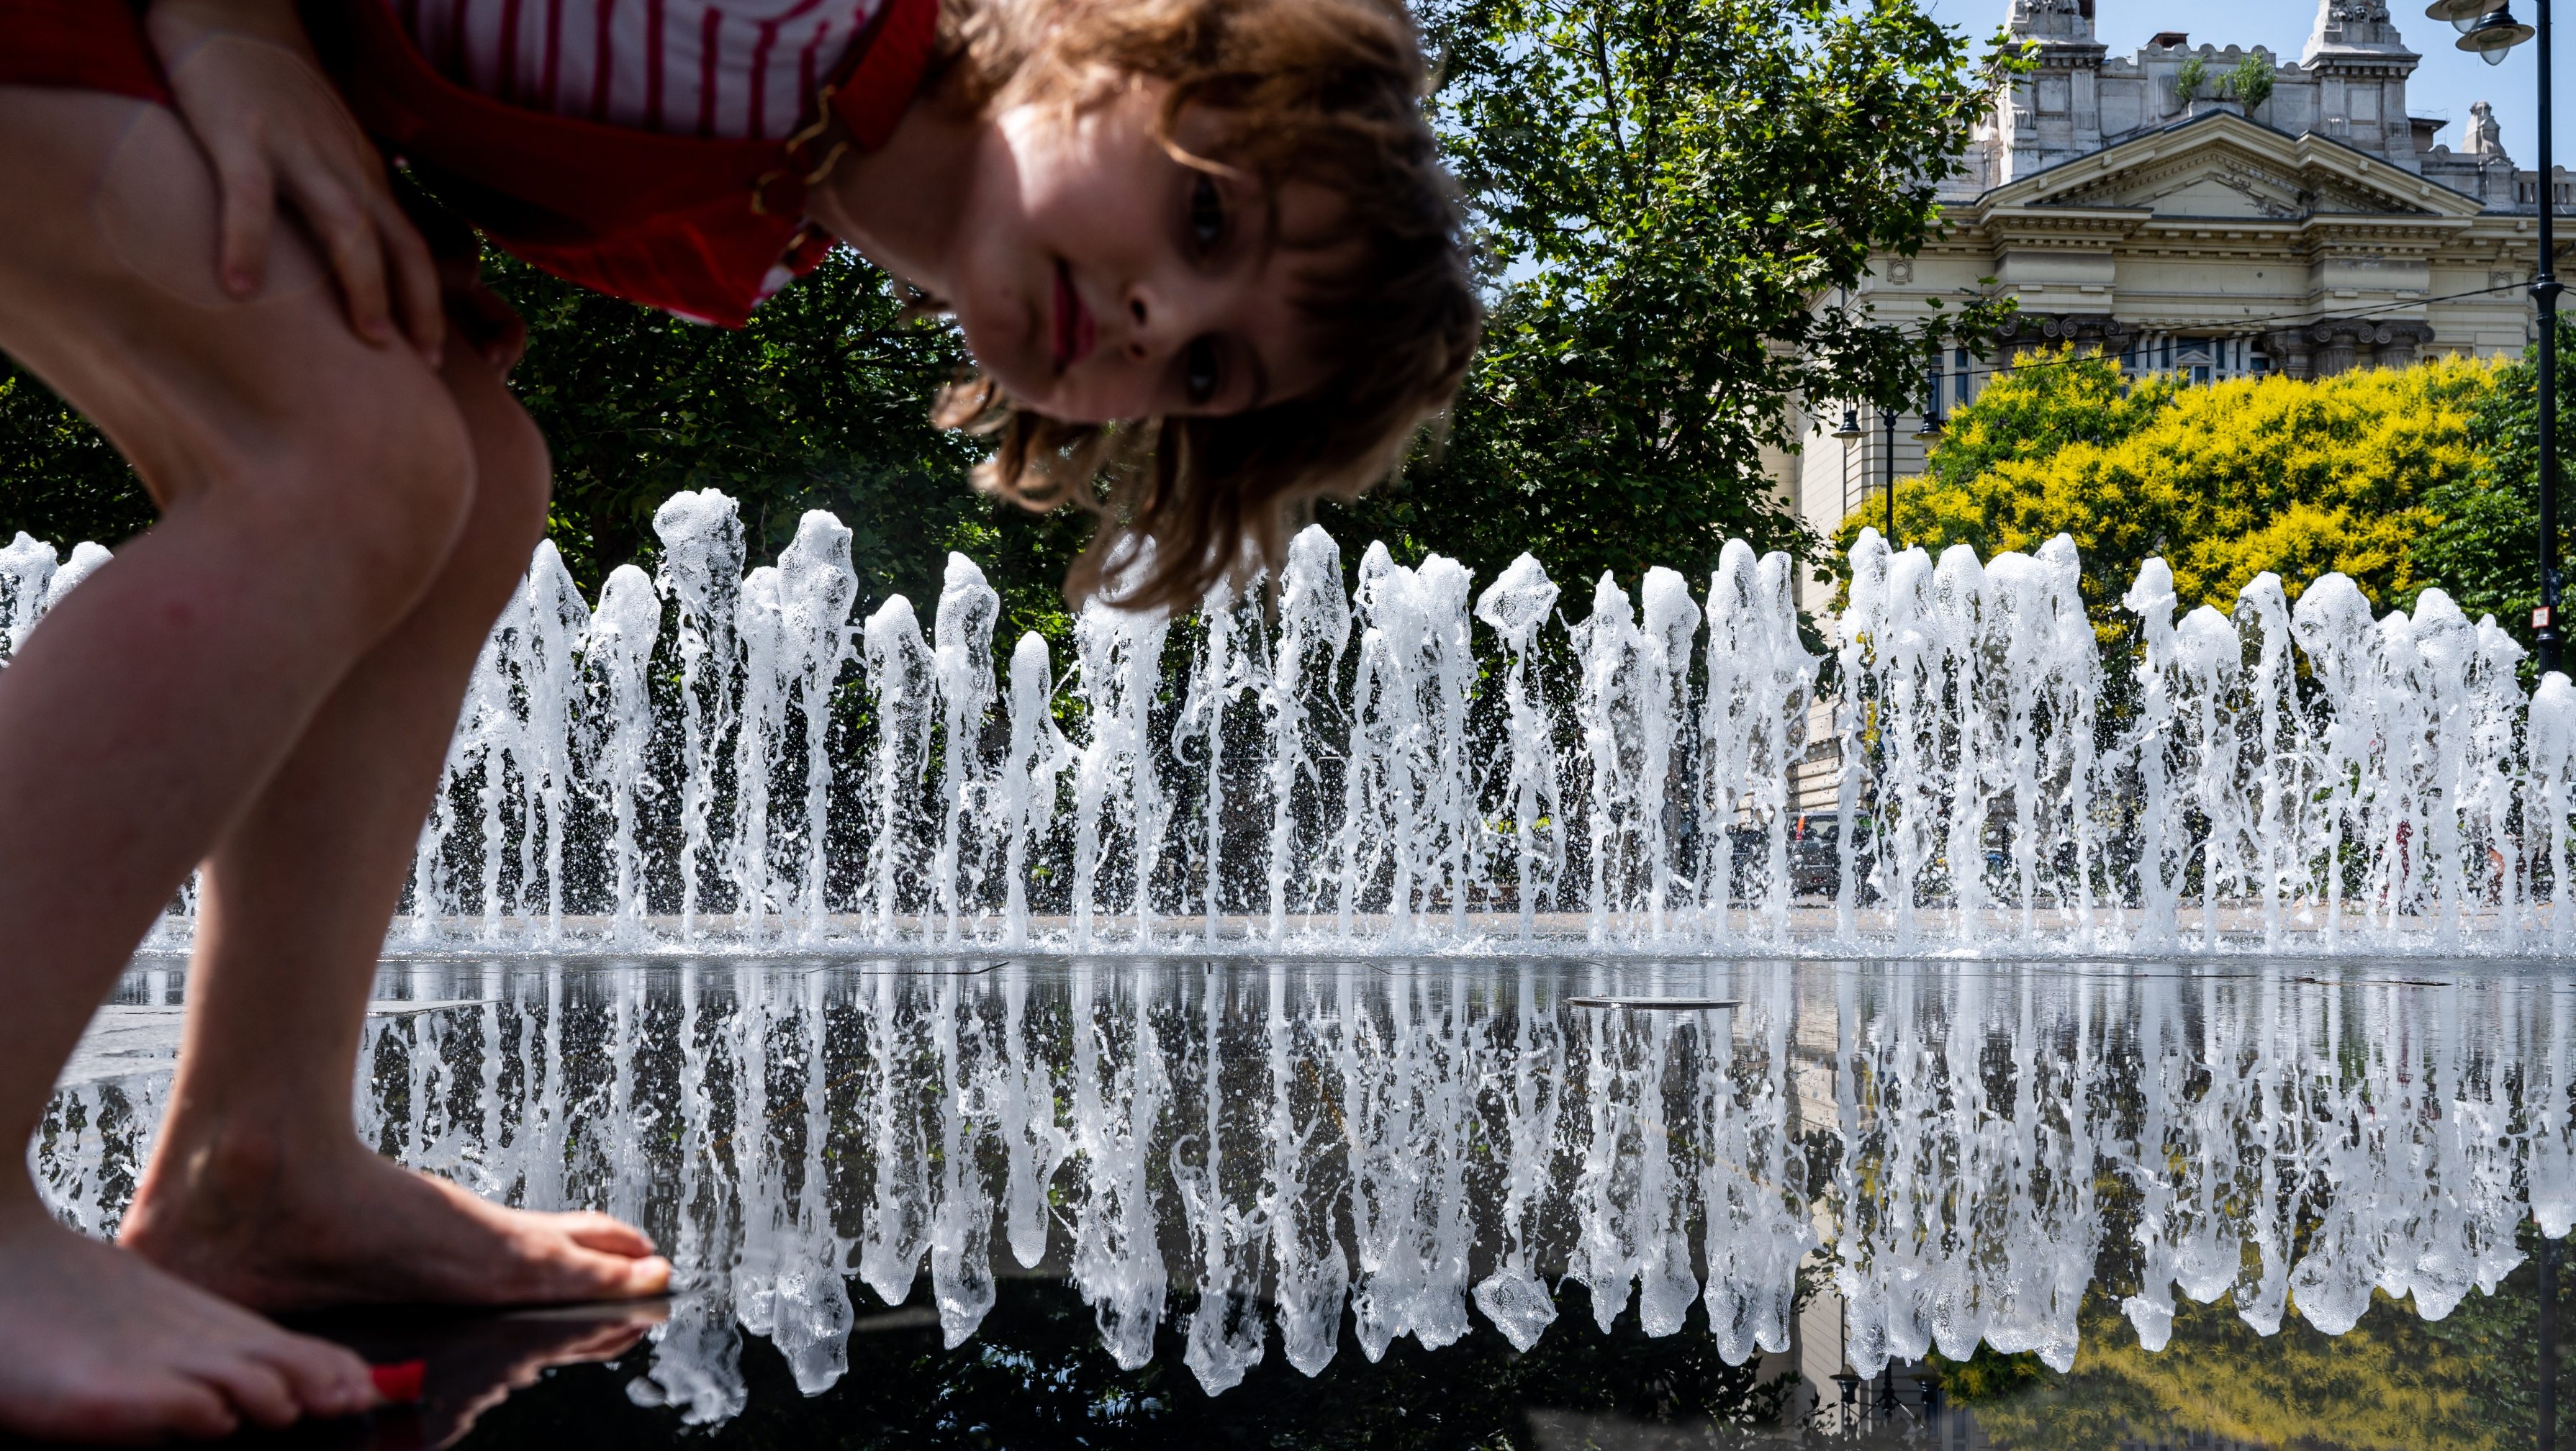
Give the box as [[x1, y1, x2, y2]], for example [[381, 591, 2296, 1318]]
[[2424, 0, 2502, 22], [2459, 6, 2535, 60], [1834, 407, 1863, 442]]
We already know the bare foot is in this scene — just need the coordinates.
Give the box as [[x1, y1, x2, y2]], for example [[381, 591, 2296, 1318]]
[[120, 1135, 671, 1314], [0, 1208, 377, 1442]]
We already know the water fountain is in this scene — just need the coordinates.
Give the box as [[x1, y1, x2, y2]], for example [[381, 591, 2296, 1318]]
[[35, 958, 2570, 1427], [17, 492, 2576, 1439], [6, 497, 2572, 956]]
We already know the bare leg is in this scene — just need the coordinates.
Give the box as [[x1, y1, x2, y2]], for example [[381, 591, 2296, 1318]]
[[0, 89, 473, 1438], [122, 345, 671, 1311]]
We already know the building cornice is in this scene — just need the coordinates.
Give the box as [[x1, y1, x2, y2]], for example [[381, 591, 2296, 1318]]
[[1976, 204, 2155, 248], [1983, 110, 2489, 221], [2026, 42, 2109, 68]]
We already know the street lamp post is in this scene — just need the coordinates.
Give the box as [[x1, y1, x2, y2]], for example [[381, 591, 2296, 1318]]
[[1835, 401, 1942, 553], [2438, 1, 2554, 669], [1882, 407, 1898, 546], [2544, 0, 2563, 677]]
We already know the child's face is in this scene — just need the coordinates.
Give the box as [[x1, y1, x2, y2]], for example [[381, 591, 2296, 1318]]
[[946, 85, 1341, 425]]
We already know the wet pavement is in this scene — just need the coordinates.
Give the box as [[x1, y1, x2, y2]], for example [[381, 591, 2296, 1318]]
[[28, 955, 2576, 1448]]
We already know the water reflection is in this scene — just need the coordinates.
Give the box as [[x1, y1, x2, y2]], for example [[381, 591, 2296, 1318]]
[[35, 960, 2575, 1435]]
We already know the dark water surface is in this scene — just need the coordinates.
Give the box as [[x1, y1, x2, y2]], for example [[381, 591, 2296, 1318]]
[[33, 957, 2576, 1448]]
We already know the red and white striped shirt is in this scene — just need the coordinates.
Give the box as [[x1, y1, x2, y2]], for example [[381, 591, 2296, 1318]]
[[395, 0, 886, 142]]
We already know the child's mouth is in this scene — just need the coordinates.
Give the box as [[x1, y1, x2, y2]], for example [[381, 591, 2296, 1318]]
[[1052, 259, 1095, 373]]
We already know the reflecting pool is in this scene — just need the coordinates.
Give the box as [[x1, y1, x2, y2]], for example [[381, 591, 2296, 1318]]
[[36, 957, 2576, 1447]]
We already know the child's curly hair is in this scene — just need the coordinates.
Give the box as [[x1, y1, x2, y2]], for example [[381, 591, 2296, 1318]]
[[927, 0, 1481, 614]]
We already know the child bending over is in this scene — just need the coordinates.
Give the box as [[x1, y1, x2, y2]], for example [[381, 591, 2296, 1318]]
[[0, 0, 1476, 1437]]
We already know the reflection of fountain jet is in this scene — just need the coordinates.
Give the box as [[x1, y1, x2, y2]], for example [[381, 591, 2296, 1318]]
[[37, 959, 2576, 1432]]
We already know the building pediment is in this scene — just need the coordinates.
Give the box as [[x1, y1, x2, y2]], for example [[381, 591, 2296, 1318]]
[[1975, 111, 2486, 223]]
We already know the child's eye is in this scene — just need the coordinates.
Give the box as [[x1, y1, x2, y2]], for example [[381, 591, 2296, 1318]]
[[1188, 175, 1226, 253], [1184, 336, 1224, 405]]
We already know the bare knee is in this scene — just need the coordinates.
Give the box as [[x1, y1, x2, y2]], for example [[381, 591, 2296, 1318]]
[[430, 379, 552, 622], [464, 389, 553, 582], [211, 389, 479, 636], [307, 398, 476, 621]]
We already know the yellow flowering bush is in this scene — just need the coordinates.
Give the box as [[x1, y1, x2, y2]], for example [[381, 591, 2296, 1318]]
[[1833, 347, 2500, 647]]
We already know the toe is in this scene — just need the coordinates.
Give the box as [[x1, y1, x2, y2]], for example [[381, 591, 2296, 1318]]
[[588, 1247, 672, 1298], [195, 1354, 300, 1430], [161, 1379, 243, 1442], [560, 1212, 656, 1258], [625, 1254, 674, 1295], [557, 1247, 671, 1299], [258, 1333, 378, 1419]]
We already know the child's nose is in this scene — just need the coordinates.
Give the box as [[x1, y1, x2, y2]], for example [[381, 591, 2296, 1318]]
[[1125, 294, 1152, 361], [1121, 279, 1214, 361]]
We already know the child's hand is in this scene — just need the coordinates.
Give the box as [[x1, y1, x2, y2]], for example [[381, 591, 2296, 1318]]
[[145, 0, 446, 365], [384, 175, 527, 379], [441, 258, 529, 377]]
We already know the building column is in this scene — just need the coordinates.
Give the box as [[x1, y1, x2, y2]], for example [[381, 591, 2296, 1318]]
[[2377, 322, 2433, 369], [2312, 323, 2358, 376], [2300, 319, 2433, 375], [1994, 311, 2130, 363], [2265, 329, 2315, 380]]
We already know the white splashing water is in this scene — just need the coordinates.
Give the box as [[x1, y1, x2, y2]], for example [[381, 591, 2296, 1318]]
[[17, 490, 2576, 956], [1475, 553, 1563, 941], [931, 554, 1000, 944], [653, 489, 746, 944]]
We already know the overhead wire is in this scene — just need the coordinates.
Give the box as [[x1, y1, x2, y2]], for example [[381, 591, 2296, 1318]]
[[1902, 279, 2536, 390]]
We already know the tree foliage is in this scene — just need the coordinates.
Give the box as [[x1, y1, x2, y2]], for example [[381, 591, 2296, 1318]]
[[1838, 349, 2498, 652], [2412, 318, 2576, 662], [487, 248, 1083, 643], [0, 248, 1087, 646], [0, 366, 158, 552], [1354, 0, 2024, 596]]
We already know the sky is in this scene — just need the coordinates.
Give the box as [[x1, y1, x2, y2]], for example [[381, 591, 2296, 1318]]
[[1920, 0, 2566, 168]]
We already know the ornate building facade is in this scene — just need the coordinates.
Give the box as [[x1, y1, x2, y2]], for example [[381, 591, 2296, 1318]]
[[1784, 1, 2566, 596], [1778, 0, 2572, 806]]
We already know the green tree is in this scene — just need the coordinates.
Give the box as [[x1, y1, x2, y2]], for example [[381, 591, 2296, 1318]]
[[489, 248, 1081, 643], [0, 366, 158, 553], [1350, 0, 2024, 598], [2412, 317, 2576, 664], [2172, 54, 2209, 104], [0, 248, 1084, 646], [1837, 349, 2497, 653], [2225, 53, 2274, 113]]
